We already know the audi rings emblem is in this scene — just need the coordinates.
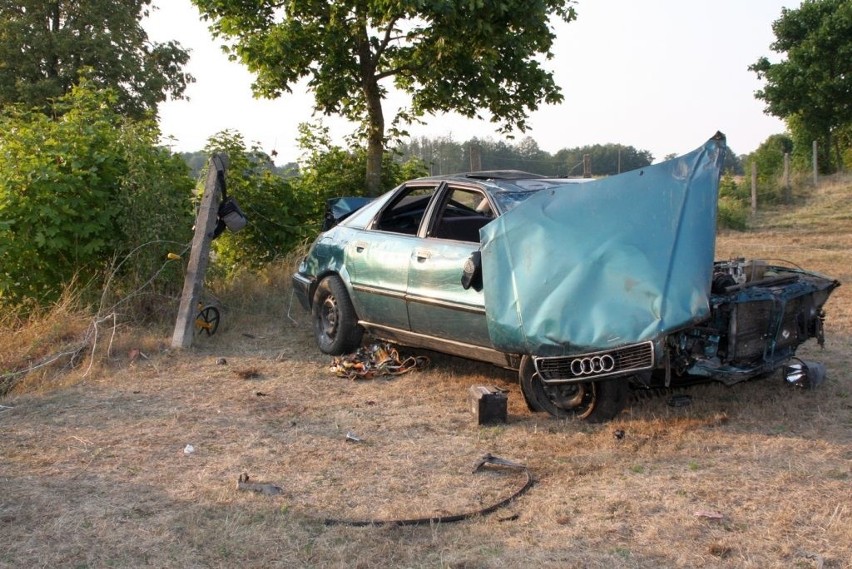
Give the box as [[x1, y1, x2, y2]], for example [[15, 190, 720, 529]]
[[570, 354, 616, 376]]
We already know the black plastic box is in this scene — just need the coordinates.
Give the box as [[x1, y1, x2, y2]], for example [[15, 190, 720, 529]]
[[469, 386, 507, 425]]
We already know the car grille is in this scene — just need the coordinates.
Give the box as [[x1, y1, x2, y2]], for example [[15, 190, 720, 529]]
[[534, 341, 655, 383]]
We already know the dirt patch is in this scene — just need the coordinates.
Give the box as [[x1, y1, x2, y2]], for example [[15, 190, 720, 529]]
[[2, 179, 851, 568]]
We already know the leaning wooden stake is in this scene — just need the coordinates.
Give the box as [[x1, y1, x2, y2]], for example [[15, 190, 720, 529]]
[[171, 154, 228, 349]]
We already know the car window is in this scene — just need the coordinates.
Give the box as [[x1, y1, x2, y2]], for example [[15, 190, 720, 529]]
[[373, 185, 437, 235], [429, 187, 493, 243]]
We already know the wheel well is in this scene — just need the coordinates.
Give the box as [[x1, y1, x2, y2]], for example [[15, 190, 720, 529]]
[[310, 271, 357, 312]]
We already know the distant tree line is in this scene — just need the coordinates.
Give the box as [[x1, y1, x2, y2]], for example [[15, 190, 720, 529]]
[[395, 136, 656, 177], [195, 134, 743, 181]]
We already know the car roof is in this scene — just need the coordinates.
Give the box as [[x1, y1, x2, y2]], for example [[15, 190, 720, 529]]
[[414, 170, 592, 194]]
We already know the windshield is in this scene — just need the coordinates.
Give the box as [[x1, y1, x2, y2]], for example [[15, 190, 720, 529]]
[[491, 180, 590, 213]]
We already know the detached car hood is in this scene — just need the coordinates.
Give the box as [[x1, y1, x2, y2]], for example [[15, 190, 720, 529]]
[[480, 133, 726, 356]]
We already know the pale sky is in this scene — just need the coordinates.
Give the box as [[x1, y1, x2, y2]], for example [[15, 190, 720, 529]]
[[145, 0, 795, 164]]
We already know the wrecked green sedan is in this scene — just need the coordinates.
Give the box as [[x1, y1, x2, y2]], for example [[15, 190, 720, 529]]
[[292, 134, 839, 422]]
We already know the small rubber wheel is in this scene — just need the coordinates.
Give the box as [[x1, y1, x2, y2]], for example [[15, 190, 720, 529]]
[[519, 355, 628, 423], [196, 306, 220, 336], [311, 275, 363, 355]]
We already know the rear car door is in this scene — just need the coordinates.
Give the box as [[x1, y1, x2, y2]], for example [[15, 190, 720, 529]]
[[345, 183, 440, 330]]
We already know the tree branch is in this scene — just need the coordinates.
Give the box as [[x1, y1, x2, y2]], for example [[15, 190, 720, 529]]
[[373, 16, 399, 64]]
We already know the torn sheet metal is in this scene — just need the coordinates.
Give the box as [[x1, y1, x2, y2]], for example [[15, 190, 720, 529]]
[[323, 196, 374, 230], [480, 134, 726, 356]]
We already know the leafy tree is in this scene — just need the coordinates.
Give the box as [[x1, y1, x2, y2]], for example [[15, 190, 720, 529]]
[[291, 122, 426, 227], [402, 136, 466, 175], [722, 148, 745, 175], [202, 125, 427, 276], [191, 0, 577, 195], [0, 84, 194, 308], [750, 0, 852, 173], [0, 0, 192, 118]]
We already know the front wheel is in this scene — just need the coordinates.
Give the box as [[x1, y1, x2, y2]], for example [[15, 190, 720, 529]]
[[311, 275, 363, 355], [519, 355, 628, 423]]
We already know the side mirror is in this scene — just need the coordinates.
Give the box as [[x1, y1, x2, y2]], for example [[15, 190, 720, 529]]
[[461, 251, 483, 291]]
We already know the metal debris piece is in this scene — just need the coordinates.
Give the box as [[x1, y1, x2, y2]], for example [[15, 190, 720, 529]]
[[330, 342, 429, 380], [345, 431, 362, 443], [236, 473, 283, 496], [784, 359, 827, 389], [216, 357, 228, 365], [183, 444, 195, 455]]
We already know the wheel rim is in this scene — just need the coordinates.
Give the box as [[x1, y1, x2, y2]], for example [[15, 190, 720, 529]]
[[520, 356, 597, 419], [318, 295, 339, 342], [196, 306, 220, 336], [541, 381, 595, 418]]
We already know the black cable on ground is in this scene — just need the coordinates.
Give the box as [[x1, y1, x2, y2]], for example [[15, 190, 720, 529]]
[[321, 454, 533, 527]]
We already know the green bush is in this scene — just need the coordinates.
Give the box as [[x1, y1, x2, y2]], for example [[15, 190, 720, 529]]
[[718, 174, 749, 202], [202, 130, 311, 277], [0, 84, 194, 310], [717, 195, 748, 231], [746, 133, 794, 204]]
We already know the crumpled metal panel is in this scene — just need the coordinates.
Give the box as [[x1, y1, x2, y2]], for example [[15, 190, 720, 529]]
[[480, 134, 726, 356], [323, 196, 374, 229]]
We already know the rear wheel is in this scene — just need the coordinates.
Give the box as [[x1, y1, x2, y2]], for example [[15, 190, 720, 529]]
[[519, 355, 628, 422], [311, 275, 363, 355]]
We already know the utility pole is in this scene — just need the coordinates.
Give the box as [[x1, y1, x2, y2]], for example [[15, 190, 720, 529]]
[[171, 154, 228, 349], [469, 143, 482, 172]]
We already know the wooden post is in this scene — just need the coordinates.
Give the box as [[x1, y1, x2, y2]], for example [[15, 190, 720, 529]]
[[583, 154, 591, 178], [812, 140, 818, 185], [750, 160, 757, 215], [783, 152, 792, 204], [171, 154, 228, 349]]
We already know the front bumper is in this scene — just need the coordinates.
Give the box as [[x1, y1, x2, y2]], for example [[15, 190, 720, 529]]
[[291, 273, 314, 312]]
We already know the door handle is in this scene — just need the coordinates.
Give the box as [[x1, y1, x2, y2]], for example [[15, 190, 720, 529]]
[[414, 249, 432, 261], [354, 241, 369, 253]]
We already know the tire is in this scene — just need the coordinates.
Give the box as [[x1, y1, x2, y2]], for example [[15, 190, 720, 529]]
[[519, 355, 628, 423], [195, 306, 220, 336], [311, 275, 363, 355]]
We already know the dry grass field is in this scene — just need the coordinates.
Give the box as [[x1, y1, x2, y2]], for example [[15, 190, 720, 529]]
[[1, 176, 850, 568]]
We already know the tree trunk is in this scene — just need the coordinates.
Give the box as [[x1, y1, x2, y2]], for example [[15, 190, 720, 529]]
[[47, 2, 61, 80], [357, 28, 384, 196]]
